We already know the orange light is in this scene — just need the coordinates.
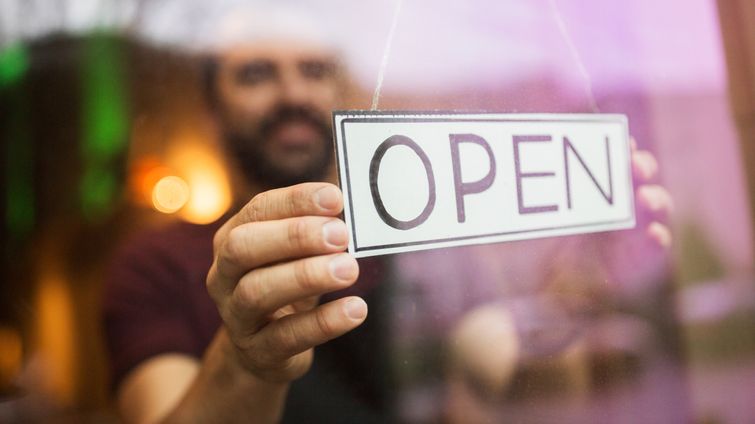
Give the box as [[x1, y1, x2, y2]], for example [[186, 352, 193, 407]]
[[34, 268, 76, 405], [165, 140, 232, 224], [180, 171, 229, 223], [0, 326, 22, 388], [151, 175, 191, 214]]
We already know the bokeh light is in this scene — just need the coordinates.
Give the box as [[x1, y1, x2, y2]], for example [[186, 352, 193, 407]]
[[0, 325, 22, 389], [165, 139, 232, 224], [151, 175, 190, 214], [34, 268, 76, 405]]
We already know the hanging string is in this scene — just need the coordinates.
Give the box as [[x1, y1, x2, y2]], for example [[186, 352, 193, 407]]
[[371, 0, 404, 110], [546, 0, 600, 113], [371, 0, 597, 113]]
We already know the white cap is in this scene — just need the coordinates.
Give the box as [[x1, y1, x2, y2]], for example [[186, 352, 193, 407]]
[[136, 0, 341, 54]]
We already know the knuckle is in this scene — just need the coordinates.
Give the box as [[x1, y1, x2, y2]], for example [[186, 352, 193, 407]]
[[290, 184, 313, 214], [288, 218, 312, 251], [233, 334, 261, 362], [246, 191, 269, 222], [314, 307, 335, 339], [205, 265, 222, 299], [224, 225, 252, 264], [212, 228, 225, 252], [273, 320, 300, 355], [250, 346, 294, 376], [235, 273, 264, 312], [219, 306, 241, 336], [293, 259, 319, 292]]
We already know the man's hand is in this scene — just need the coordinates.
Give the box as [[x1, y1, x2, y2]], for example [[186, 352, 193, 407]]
[[206, 182, 367, 383], [631, 140, 673, 248], [605, 141, 674, 297], [118, 183, 365, 424]]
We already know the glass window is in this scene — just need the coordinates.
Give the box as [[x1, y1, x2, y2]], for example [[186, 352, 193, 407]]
[[1, 1, 753, 422]]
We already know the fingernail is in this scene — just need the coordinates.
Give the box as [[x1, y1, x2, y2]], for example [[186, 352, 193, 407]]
[[648, 222, 672, 248], [634, 159, 653, 181], [314, 186, 341, 211], [329, 254, 357, 281], [638, 186, 660, 211], [322, 220, 348, 248], [344, 298, 367, 320]]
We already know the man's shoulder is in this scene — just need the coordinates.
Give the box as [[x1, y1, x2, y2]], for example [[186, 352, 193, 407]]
[[103, 218, 227, 392], [105, 216, 226, 294], [115, 218, 222, 261], [124, 218, 222, 249]]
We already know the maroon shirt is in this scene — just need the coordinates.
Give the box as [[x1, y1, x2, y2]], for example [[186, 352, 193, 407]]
[[103, 218, 391, 422], [103, 220, 223, 389]]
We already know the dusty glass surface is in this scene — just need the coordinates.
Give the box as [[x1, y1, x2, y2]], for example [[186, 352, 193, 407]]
[[1, 1, 754, 423]]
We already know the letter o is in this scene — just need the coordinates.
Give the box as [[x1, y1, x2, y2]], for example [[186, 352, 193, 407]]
[[369, 135, 436, 230]]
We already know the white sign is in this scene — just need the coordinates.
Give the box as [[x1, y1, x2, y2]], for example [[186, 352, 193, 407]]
[[333, 111, 635, 258]]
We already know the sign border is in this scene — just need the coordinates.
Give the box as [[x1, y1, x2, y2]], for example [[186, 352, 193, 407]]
[[332, 111, 634, 255]]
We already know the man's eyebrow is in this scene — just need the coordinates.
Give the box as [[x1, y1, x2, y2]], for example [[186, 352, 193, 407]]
[[298, 58, 338, 73], [233, 59, 277, 82], [299, 57, 337, 65], [237, 58, 276, 69]]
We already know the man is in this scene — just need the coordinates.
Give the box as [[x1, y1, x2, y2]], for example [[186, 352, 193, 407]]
[[105, 30, 396, 422], [104, 13, 672, 424]]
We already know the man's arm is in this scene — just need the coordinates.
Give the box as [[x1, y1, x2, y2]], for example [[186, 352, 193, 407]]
[[116, 355, 199, 424], [116, 183, 367, 423], [118, 332, 289, 424]]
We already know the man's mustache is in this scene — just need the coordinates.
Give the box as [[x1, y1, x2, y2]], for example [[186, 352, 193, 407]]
[[259, 105, 330, 138]]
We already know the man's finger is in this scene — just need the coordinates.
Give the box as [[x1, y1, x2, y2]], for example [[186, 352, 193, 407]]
[[647, 221, 672, 249], [228, 253, 360, 331], [240, 183, 343, 222], [636, 184, 673, 221], [250, 296, 368, 364], [208, 217, 350, 297], [632, 150, 658, 182], [214, 183, 343, 251]]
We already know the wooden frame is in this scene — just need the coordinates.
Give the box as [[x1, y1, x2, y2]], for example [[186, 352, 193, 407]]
[[717, 0, 755, 253]]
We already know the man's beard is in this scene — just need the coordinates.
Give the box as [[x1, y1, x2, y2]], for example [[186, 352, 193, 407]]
[[223, 105, 334, 189]]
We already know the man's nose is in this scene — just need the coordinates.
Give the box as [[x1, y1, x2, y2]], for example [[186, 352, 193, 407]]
[[279, 70, 310, 105]]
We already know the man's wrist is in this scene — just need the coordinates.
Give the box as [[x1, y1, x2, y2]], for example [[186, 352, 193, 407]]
[[213, 327, 290, 393]]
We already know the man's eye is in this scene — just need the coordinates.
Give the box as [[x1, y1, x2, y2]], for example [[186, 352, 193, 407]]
[[235, 61, 276, 85], [299, 60, 335, 80]]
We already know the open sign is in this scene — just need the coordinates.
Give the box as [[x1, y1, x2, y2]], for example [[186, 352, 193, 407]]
[[333, 111, 635, 258]]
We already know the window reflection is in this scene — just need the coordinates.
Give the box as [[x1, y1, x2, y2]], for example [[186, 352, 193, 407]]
[[0, 1, 754, 423]]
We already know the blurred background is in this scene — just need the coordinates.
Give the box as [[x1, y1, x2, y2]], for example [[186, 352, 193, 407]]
[[1, 0, 754, 422]]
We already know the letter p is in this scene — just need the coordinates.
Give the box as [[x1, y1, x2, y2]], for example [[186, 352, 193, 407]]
[[450, 133, 497, 223]]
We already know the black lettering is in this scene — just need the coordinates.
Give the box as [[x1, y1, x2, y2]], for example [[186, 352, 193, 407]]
[[513, 135, 559, 214], [369, 135, 436, 230], [563, 136, 613, 209], [449, 133, 496, 223]]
